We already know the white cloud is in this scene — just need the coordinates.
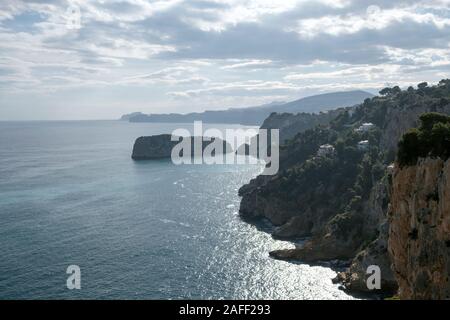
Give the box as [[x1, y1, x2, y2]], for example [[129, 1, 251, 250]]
[[119, 66, 210, 85], [86, 39, 176, 60], [167, 79, 301, 98], [293, 7, 450, 37], [221, 59, 273, 70], [180, 0, 304, 31]]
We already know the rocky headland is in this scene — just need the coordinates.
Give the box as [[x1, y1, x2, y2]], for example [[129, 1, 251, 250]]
[[238, 80, 450, 297]]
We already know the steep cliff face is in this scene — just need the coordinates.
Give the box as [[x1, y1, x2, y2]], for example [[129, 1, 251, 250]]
[[388, 158, 450, 299], [269, 178, 391, 263], [380, 103, 447, 152], [331, 175, 398, 294], [240, 156, 353, 236], [132, 135, 178, 159]]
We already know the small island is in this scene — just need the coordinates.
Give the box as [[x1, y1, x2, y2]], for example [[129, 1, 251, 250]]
[[132, 134, 233, 160]]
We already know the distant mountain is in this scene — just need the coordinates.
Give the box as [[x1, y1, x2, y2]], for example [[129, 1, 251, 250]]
[[266, 91, 375, 114], [123, 90, 374, 126]]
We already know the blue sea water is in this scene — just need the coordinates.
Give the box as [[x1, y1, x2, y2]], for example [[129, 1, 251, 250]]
[[0, 120, 353, 299]]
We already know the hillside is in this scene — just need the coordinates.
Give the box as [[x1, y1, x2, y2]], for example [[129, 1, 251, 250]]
[[239, 80, 450, 295], [267, 91, 373, 114]]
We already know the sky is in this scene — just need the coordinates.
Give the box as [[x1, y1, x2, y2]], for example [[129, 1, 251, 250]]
[[1, 0, 450, 120]]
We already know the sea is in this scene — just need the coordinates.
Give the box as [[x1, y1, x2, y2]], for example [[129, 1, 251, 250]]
[[0, 120, 354, 299]]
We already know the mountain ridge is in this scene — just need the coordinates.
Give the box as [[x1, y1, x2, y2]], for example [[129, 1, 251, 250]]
[[121, 90, 374, 126]]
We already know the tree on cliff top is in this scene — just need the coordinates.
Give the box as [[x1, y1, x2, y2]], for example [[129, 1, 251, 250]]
[[398, 112, 450, 166]]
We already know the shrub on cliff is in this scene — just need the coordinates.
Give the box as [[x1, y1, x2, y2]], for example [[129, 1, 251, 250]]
[[398, 112, 450, 166]]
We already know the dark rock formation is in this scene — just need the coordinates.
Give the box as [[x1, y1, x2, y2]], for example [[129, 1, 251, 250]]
[[132, 134, 233, 160]]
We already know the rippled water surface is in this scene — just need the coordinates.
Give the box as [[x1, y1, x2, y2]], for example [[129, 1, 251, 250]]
[[0, 121, 354, 299]]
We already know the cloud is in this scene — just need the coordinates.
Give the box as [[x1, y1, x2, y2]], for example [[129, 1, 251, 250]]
[[1, 0, 450, 119], [167, 80, 303, 98], [221, 59, 274, 70], [119, 66, 210, 85], [292, 7, 450, 38]]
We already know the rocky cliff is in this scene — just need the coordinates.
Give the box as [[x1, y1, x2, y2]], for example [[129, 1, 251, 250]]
[[332, 178, 398, 294], [388, 158, 450, 299]]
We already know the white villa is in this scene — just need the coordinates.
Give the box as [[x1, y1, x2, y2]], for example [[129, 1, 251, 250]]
[[317, 144, 336, 157], [387, 163, 395, 174], [357, 140, 370, 151], [355, 122, 375, 132]]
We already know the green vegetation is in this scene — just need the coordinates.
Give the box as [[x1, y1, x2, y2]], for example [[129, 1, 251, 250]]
[[243, 79, 450, 247], [269, 80, 450, 218], [237, 78, 450, 273], [398, 112, 450, 167]]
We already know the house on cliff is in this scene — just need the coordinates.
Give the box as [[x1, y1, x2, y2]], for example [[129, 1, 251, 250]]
[[357, 140, 369, 151], [317, 144, 336, 157], [355, 122, 375, 133]]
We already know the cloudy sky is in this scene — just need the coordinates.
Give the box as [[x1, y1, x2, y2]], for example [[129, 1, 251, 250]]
[[1, 0, 450, 120]]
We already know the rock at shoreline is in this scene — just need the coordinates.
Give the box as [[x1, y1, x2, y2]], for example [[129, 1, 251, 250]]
[[132, 134, 233, 160], [333, 220, 398, 295]]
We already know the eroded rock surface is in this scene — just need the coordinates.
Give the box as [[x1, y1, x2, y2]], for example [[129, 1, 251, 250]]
[[388, 158, 450, 299]]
